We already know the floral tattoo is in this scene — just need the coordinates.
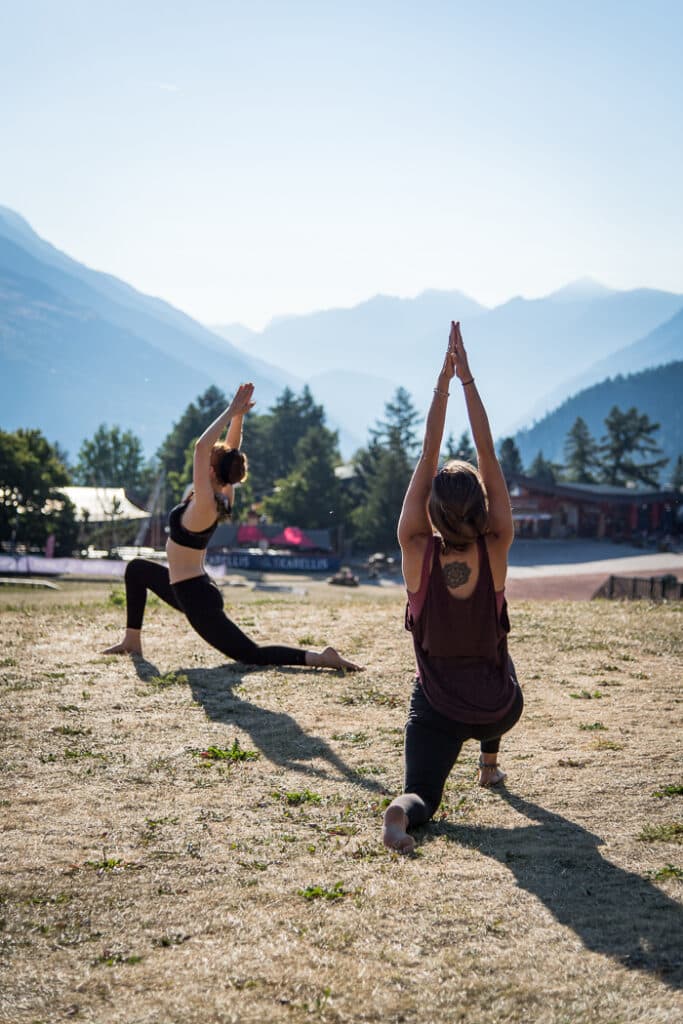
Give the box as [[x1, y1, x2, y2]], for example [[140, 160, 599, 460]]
[[442, 561, 471, 589]]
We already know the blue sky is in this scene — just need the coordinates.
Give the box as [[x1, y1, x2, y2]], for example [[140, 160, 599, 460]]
[[2, 0, 682, 327]]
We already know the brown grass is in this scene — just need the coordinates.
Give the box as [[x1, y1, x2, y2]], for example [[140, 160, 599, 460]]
[[1, 581, 682, 1024]]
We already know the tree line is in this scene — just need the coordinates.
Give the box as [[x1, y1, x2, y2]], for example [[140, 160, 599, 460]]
[[1, 386, 681, 556], [500, 408, 682, 490]]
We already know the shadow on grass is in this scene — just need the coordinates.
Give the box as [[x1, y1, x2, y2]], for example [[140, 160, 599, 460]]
[[132, 657, 385, 796], [423, 787, 683, 990]]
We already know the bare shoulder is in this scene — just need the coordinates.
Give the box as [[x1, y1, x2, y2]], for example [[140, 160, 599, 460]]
[[484, 532, 511, 592], [401, 533, 432, 594]]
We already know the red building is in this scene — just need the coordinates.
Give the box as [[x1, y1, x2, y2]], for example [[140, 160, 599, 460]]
[[509, 476, 681, 541]]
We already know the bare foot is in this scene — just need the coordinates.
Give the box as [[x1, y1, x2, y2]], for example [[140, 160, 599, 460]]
[[307, 646, 363, 671], [478, 763, 506, 788], [103, 642, 142, 656], [382, 805, 415, 854], [103, 629, 143, 656]]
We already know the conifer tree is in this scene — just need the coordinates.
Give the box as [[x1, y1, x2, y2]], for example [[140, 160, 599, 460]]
[[564, 417, 599, 483], [598, 406, 668, 487]]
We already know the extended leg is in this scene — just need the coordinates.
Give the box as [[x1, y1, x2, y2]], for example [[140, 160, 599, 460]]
[[176, 575, 322, 666]]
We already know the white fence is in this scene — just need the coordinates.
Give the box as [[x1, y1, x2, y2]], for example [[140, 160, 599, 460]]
[[0, 555, 227, 579]]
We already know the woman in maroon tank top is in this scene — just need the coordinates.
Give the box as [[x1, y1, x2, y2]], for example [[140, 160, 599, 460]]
[[383, 321, 523, 854]]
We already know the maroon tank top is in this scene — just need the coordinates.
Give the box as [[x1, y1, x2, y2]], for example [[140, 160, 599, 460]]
[[405, 535, 516, 723]]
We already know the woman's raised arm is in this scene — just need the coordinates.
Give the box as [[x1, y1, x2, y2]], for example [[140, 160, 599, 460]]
[[451, 324, 513, 547], [192, 384, 255, 506], [397, 326, 458, 589]]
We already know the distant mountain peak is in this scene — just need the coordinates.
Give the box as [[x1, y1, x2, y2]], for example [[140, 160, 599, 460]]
[[546, 277, 616, 303]]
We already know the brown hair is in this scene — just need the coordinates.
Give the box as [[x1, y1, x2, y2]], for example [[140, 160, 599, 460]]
[[428, 460, 488, 551], [210, 444, 249, 485]]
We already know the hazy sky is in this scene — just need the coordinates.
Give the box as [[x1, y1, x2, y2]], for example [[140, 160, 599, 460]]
[[2, 1, 682, 328]]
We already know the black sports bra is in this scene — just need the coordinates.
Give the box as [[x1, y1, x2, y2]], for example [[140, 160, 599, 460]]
[[168, 499, 223, 551]]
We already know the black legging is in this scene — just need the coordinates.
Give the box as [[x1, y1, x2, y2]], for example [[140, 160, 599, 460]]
[[395, 671, 524, 828], [123, 558, 307, 666]]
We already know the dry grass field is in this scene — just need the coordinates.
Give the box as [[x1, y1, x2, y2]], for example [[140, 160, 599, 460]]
[[1, 580, 682, 1024]]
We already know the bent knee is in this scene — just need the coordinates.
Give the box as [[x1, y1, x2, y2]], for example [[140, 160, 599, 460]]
[[124, 558, 147, 582]]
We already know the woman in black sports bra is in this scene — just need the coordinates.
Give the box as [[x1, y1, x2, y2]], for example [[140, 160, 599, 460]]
[[104, 384, 360, 671]]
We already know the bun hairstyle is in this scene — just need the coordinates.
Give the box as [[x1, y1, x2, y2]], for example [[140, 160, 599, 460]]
[[428, 460, 488, 552], [210, 444, 249, 486]]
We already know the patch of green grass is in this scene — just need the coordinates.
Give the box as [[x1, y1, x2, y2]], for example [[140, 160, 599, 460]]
[[653, 784, 683, 799], [275, 789, 322, 806], [579, 722, 607, 731], [148, 671, 189, 690], [197, 739, 258, 762], [64, 748, 106, 761], [108, 588, 126, 607], [648, 864, 683, 881], [299, 881, 348, 901], [569, 690, 604, 700], [57, 704, 81, 713], [594, 739, 624, 751], [85, 856, 123, 871], [339, 687, 401, 708], [140, 815, 178, 844], [637, 822, 683, 844], [331, 731, 369, 743]]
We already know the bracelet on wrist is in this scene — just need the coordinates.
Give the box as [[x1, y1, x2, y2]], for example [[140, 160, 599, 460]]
[[433, 388, 450, 398], [461, 377, 475, 387]]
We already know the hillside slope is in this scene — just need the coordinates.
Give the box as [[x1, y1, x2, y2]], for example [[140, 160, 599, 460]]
[[515, 361, 683, 479]]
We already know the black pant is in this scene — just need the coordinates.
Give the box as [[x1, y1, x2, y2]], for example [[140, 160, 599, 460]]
[[124, 558, 307, 666], [396, 673, 524, 828]]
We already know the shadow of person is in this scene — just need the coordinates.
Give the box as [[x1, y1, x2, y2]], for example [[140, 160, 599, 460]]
[[131, 657, 385, 796], [423, 787, 683, 989]]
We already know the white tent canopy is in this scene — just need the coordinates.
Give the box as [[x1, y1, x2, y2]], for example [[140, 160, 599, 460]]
[[57, 486, 149, 523]]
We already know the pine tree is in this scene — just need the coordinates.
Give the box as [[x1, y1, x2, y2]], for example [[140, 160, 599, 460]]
[[527, 451, 557, 485], [350, 444, 412, 551], [370, 387, 422, 458], [598, 406, 668, 487], [349, 389, 423, 549], [444, 430, 476, 464], [243, 386, 327, 497], [564, 417, 599, 483], [670, 454, 683, 492], [263, 426, 342, 529], [497, 437, 523, 481]]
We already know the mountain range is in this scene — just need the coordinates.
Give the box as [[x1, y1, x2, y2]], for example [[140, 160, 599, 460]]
[[216, 279, 683, 447], [1, 205, 682, 466], [0, 206, 297, 458]]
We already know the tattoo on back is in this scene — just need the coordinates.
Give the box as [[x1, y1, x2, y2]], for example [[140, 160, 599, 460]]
[[442, 560, 472, 589]]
